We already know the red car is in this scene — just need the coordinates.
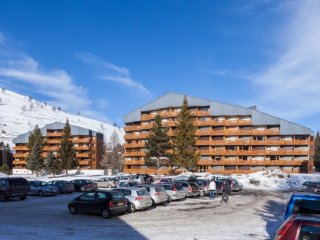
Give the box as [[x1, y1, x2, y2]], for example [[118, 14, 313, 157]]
[[275, 214, 320, 240]]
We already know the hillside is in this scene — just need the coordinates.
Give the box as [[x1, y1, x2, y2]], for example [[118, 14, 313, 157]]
[[0, 89, 124, 145]]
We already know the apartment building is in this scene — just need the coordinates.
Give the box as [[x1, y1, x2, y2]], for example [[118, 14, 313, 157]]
[[12, 122, 104, 171], [123, 93, 314, 175]]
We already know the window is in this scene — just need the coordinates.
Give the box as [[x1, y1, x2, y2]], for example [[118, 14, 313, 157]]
[[97, 192, 109, 201], [79, 192, 96, 201], [0, 179, 9, 186]]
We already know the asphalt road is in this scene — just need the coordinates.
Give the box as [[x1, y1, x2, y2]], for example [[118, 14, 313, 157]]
[[0, 190, 290, 240]]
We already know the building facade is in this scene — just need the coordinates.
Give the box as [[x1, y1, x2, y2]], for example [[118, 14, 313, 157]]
[[12, 122, 104, 171], [123, 93, 314, 175]]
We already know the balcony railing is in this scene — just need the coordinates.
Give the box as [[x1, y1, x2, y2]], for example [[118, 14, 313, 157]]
[[198, 159, 308, 166], [46, 132, 64, 137], [124, 142, 146, 148], [13, 160, 26, 165], [79, 160, 91, 165], [124, 133, 149, 140], [124, 160, 145, 165], [124, 168, 169, 175], [124, 151, 146, 157], [76, 153, 90, 158], [13, 146, 29, 151]]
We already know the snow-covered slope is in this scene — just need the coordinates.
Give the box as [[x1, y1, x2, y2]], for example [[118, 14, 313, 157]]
[[0, 89, 124, 145]]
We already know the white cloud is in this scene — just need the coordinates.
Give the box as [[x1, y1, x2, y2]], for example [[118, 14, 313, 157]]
[[0, 33, 105, 120], [252, 0, 320, 120], [77, 52, 153, 96]]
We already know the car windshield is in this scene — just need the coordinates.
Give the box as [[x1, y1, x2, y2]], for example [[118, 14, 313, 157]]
[[39, 181, 48, 186], [155, 186, 164, 192], [137, 189, 149, 196], [294, 200, 320, 215]]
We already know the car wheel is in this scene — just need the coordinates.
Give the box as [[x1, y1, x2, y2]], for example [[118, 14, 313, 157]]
[[167, 195, 172, 202], [128, 203, 136, 213], [0, 192, 7, 202], [69, 205, 77, 215], [80, 187, 85, 192], [152, 199, 155, 206], [38, 191, 45, 197], [19, 195, 27, 200], [101, 208, 111, 219]]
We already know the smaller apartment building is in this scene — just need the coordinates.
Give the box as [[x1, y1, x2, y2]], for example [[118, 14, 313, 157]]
[[12, 122, 104, 171]]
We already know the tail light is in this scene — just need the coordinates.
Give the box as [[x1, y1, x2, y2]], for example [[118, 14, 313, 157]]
[[173, 185, 177, 192], [274, 216, 295, 240], [188, 186, 192, 192], [135, 196, 143, 201], [154, 192, 160, 196], [108, 201, 114, 207]]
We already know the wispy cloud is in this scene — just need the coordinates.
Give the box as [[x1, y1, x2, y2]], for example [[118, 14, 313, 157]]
[[0, 32, 107, 121], [250, 0, 320, 120], [77, 52, 153, 96]]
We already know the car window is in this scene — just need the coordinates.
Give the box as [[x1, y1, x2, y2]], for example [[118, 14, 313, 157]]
[[182, 182, 188, 187], [137, 189, 149, 196], [97, 192, 109, 201], [79, 192, 96, 201], [298, 225, 320, 240], [111, 191, 125, 201], [294, 200, 320, 215], [174, 184, 183, 191], [155, 186, 164, 192], [0, 179, 9, 186]]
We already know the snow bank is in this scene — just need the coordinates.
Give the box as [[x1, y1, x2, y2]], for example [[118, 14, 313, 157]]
[[0, 172, 7, 177], [232, 169, 320, 190]]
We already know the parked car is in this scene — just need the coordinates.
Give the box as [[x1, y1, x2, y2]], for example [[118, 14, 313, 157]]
[[29, 181, 59, 196], [97, 177, 118, 188], [114, 187, 153, 213], [0, 177, 30, 202], [226, 178, 243, 192], [157, 183, 185, 202], [46, 180, 75, 194], [71, 179, 98, 192], [158, 176, 174, 184], [118, 180, 140, 188], [137, 174, 154, 184], [195, 178, 210, 196], [68, 190, 128, 218], [177, 181, 201, 197], [275, 214, 320, 240], [132, 175, 144, 184], [136, 184, 168, 205], [283, 192, 320, 222], [173, 175, 197, 183], [302, 181, 320, 193]]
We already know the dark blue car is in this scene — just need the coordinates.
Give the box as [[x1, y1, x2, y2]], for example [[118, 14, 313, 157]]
[[283, 192, 320, 221]]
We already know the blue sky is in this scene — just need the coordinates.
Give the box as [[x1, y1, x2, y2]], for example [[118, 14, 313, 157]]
[[0, 0, 319, 131]]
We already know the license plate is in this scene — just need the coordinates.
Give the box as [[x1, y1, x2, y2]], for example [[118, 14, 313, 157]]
[[118, 202, 124, 206]]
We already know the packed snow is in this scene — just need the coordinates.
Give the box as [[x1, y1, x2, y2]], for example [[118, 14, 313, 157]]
[[0, 89, 124, 145]]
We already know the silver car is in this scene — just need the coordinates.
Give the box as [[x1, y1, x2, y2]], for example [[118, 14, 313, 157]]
[[29, 181, 59, 196], [158, 183, 185, 202], [136, 184, 168, 205], [96, 177, 118, 188], [115, 187, 153, 213]]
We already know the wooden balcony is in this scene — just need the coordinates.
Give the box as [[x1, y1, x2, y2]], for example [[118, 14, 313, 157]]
[[13, 160, 26, 165], [279, 140, 309, 145], [196, 140, 212, 145], [13, 153, 29, 158], [13, 146, 29, 151], [79, 160, 91, 165], [46, 139, 61, 144], [124, 168, 169, 175], [190, 110, 210, 117], [47, 132, 64, 137], [75, 145, 90, 150], [124, 133, 149, 140], [265, 150, 309, 155], [198, 159, 308, 166], [73, 138, 91, 143], [124, 142, 145, 148], [43, 146, 58, 151], [124, 151, 146, 157], [76, 153, 90, 158], [124, 160, 145, 165]]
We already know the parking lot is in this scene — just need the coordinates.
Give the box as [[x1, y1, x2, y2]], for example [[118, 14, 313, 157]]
[[0, 189, 290, 240]]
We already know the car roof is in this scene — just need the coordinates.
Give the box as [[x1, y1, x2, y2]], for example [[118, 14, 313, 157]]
[[117, 187, 144, 191]]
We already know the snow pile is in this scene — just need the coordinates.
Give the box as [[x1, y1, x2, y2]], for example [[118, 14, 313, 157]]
[[233, 169, 320, 190], [0, 172, 8, 177], [0, 89, 124, 145]]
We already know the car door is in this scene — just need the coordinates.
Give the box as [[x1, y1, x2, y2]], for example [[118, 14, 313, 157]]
[[76, 192, 98, 214]]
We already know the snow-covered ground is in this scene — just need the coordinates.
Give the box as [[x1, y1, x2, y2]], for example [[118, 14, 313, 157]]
[[0, 89, 124, 145]]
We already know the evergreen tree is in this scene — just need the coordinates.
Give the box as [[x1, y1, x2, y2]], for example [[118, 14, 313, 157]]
[[0, 141, 4, 150], [4, 143, 10, 152], [26, 125, 45, 175], [172, 96, 200, 171], [314, 131, 320, 171], [0, 164, 10, 175], [57, 119, 77, 174], [45, 151, 61, 174], [145, 115, 171, 176]]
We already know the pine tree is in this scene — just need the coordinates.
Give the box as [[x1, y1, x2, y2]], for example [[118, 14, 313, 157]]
[[45, 151, 61, 174], [4, 143, 10, 152], [26, 125, 45, 175], [57, 119, 77, 174], [0, 164, 10, 175], [145, 115, 171, 176], [172, 96, 200, 171], [314, 131, 320, 171]]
